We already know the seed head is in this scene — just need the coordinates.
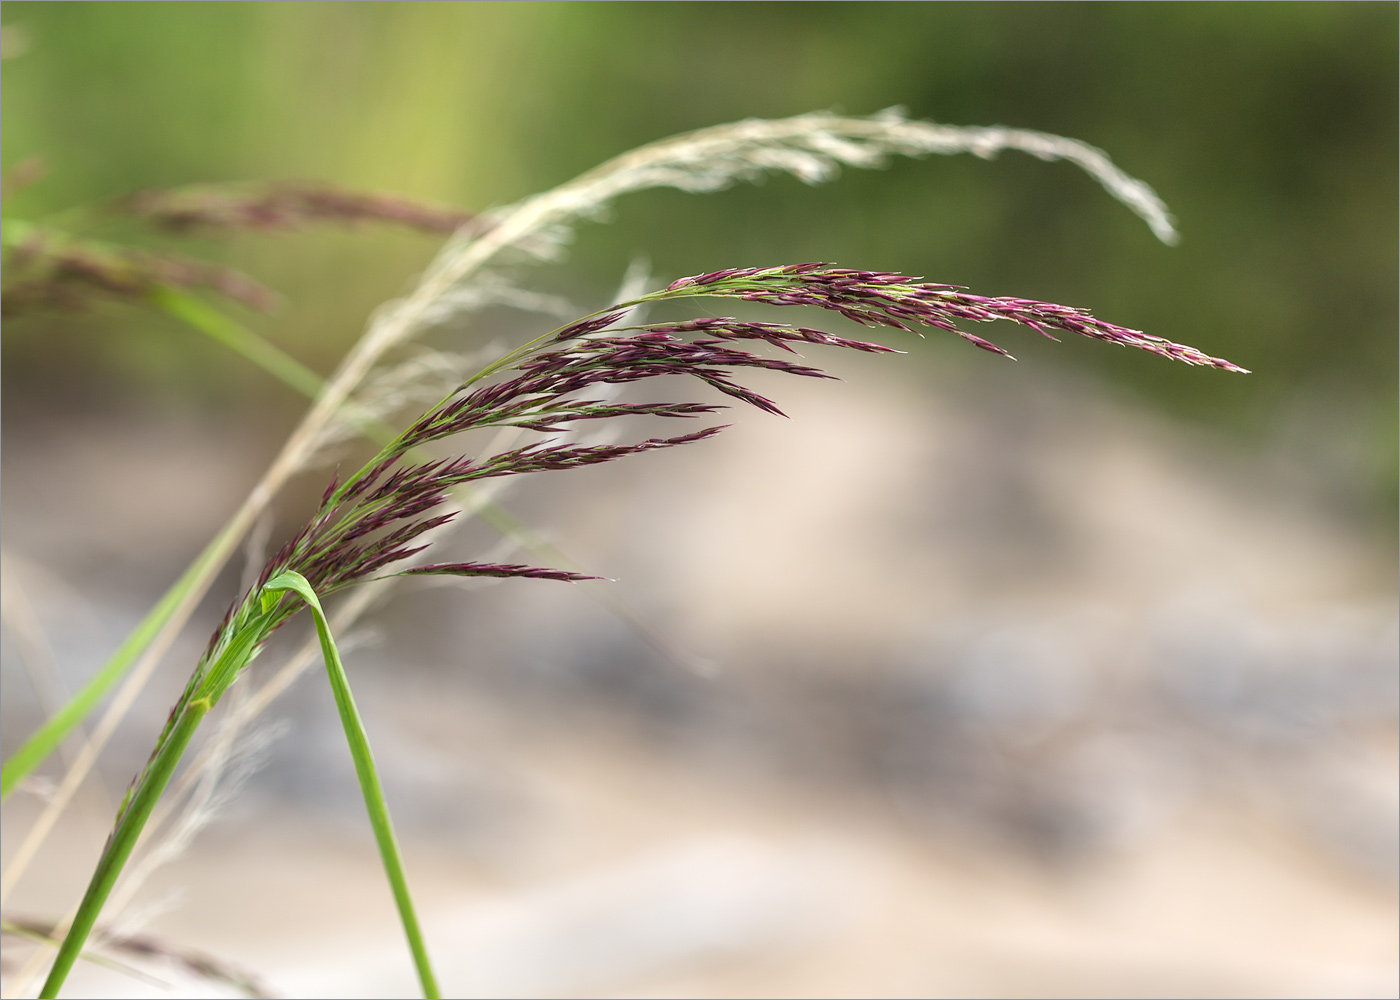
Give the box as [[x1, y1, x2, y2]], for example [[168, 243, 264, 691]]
[[662, 265, 1248, 372], [209, 261, 1245, 667]]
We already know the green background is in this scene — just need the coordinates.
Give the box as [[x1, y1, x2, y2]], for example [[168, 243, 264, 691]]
[[3, 1, 1396, 526]]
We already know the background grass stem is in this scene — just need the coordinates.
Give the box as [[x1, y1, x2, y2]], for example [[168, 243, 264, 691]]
[[0, 526, 235, 803], [0, 518, 247, 905]]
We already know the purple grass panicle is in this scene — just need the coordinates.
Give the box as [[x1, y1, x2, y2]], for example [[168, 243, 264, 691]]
[[205, 259, 1243, 666], [663, 264, 1249, 372]]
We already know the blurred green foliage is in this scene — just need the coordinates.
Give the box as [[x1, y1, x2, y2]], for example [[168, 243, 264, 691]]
[[2, 1, 1395, 521]]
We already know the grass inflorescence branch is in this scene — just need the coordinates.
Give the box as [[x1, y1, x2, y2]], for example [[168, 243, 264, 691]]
[[657, 264, 1249, 371]]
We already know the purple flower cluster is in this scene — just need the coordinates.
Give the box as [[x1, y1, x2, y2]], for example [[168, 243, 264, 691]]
[[403, 562, 599, 582], [665, 264, 1249, 372], [220, 260, 1244, 656], [222, 310, 886, 646]]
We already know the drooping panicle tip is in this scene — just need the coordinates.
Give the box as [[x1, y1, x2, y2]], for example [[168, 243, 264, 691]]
[[660, 265, 1244, 372]]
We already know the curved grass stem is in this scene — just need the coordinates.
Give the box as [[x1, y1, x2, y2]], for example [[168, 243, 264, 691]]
[[38, 571, 439, 998], [262, 572, 439, 999]]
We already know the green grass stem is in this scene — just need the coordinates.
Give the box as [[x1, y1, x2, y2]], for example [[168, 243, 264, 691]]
[[2, 919, 171, 990], [38, 695, 211, 998], [34, 566, 442, 998], [263, 571, 440, 999]]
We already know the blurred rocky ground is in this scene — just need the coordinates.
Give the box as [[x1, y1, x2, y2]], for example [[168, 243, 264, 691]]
[[2, 355, 1396, 998]]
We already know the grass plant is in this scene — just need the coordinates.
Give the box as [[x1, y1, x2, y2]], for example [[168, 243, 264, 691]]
[[2, 111, 1242, 998]]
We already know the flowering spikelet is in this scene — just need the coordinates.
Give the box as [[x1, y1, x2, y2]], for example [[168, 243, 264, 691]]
[[402, 563, 600, 582], [663, 265, 1249, 372]]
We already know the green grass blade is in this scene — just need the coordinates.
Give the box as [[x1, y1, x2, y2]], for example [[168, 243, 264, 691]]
[[37, 601, 273, 998], [263, 571, 440, 1000], [2, 296, 334, 800], [0, 292, 347, 800], [0, 520, 241, 800], [38, 695, 212, 998], [148, 286, 325, 401]]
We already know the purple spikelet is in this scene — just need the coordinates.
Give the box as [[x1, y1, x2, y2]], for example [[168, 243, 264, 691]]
[[660, 265, 1248, 373], [321, 470, 342, 507], [402, 563, 602, 583]]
